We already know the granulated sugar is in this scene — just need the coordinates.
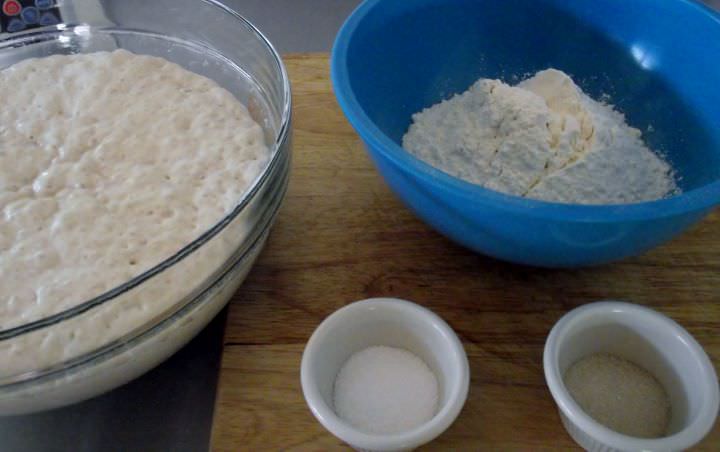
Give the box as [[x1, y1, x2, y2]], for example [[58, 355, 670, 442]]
[[333, 345, 439, 434], [564, 353, 671, 438]]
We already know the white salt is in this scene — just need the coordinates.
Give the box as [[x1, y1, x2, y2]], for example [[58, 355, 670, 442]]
[[333, 345, 439, 435], [564, 353, 671, 438]]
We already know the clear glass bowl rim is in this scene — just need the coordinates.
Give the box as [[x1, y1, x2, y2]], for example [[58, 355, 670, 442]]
[[0, 0, 292, 342]]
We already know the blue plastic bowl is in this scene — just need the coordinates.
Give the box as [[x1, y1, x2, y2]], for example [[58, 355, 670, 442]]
[[331, 0, 720, 267]]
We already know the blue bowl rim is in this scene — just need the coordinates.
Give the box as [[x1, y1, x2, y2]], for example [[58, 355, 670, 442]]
[[331, 0, 720, 223]]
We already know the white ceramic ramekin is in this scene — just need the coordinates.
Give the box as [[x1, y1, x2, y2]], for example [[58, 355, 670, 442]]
[[544, 301, 719, 452], [300, 298, 469, 451]]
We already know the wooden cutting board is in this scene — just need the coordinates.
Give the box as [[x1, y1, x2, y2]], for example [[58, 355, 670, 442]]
[[210, 54, 720, 451]]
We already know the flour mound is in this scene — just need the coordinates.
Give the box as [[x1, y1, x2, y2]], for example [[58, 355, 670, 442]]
[[402, 69, 677, 204]]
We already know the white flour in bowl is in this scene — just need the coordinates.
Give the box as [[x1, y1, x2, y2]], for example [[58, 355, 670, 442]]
[[0, 50, 270, 377], [402, 69, 678, 204]]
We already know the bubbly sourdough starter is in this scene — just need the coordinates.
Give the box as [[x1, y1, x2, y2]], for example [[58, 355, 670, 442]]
[[0, 50, 269, 378]]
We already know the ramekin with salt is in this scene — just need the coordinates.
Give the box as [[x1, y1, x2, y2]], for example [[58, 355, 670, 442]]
[[301, 298, 469, 451]]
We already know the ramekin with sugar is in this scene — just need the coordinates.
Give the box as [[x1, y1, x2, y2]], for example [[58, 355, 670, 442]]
[[544, 301, 719, 451]]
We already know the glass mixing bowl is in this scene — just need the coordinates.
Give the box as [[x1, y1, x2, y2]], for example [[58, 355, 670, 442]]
[[0, 0, 291, 415]]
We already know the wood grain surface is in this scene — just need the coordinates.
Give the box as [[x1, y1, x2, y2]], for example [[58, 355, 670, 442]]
[[210, 54, 720, 451]]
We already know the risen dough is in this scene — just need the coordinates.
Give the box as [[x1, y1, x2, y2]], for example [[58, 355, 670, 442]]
[[0, 50, 270, 377]]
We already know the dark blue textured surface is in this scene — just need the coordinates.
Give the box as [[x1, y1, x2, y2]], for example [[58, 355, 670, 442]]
[[332, 0, 720, 267], [1, 310, 226, 452]]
